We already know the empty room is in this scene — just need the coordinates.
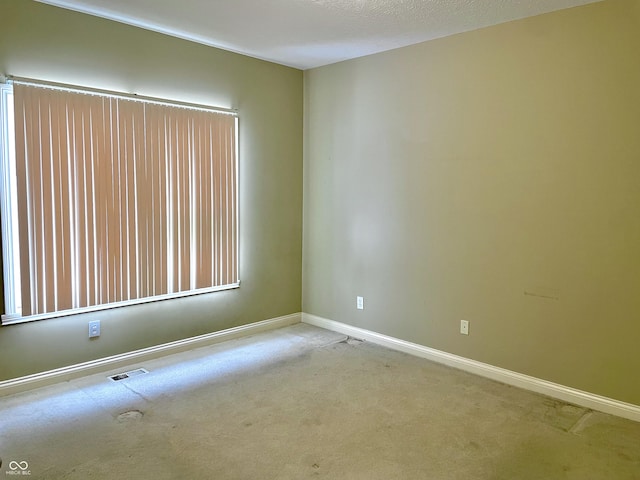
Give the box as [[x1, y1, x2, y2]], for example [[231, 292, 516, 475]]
[[1, 0, 639, 478]]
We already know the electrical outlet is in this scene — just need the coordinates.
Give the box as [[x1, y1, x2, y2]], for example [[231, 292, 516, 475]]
[[89, 320, 101, 338], [460, 320, 469, 335], [356, 296, 364, 310]]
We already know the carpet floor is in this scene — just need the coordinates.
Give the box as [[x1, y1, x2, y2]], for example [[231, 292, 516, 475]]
[[1, 323, 638, 479]]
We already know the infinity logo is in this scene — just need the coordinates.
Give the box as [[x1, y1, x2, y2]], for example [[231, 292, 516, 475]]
[[9, 461, 29, 471]]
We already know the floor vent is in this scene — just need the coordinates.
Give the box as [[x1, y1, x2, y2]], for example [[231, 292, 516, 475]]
[[108, 368, 149, 382]]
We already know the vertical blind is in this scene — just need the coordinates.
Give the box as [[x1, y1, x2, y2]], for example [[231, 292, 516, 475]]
[[12, 82, 238, 318]]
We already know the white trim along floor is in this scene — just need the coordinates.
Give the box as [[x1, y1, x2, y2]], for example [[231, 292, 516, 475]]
[[1, 311, 639, 423]]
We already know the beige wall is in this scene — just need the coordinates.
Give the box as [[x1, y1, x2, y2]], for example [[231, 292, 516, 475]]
[[0, 1, 303, 381], [303, 0, 640, 404]]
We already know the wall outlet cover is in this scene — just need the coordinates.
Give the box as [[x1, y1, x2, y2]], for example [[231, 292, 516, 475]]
[[89, 320, 101, 338], [460, 320, 469, 335]]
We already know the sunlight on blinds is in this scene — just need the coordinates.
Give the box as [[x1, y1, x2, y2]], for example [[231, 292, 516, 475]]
[[10, 82, 238, 319]]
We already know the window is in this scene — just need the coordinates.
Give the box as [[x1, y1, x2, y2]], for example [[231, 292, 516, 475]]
[[0, 79, 238, 324]]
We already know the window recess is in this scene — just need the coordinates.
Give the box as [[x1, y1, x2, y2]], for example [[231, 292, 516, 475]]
[[0, 78, 239, 324]]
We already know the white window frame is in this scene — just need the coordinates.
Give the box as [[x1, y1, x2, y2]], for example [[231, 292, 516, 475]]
[[0, 79, 240, 325], [0, 83, 21, 322]]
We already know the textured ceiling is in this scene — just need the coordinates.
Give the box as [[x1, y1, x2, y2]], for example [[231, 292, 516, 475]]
[[37, 0, 603, 69]]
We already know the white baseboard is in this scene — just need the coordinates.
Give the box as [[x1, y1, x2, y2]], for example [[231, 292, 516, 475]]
[[6, 310, 639, 423], [302, 313, 640, 423], [0, 312, 301, 397]]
